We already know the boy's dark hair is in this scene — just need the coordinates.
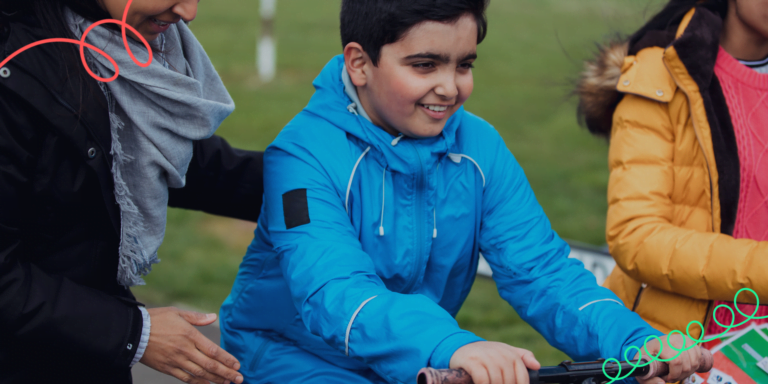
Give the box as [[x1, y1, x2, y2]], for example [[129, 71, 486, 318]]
[[340, 0, 489, 66]]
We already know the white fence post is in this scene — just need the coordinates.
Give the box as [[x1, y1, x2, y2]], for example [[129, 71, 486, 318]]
[[258, 0, 276, 82]]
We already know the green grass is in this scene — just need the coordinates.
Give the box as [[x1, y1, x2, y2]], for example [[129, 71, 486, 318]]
[[133, 0, 665, 365]]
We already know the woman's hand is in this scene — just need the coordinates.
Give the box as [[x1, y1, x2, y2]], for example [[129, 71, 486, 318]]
[[635, 333, 703, 384], [140, 307, 244, 384], [450, 341, 541, 384]]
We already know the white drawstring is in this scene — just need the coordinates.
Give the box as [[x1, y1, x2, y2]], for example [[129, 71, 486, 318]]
[[342, 147, 386, 238], [433, 163, 440, 238], [380, 134, 400, 236], [379, 167, 386, 236], [347, 148, 483, 242], [347, 103, 359, 115], [346, 147, 371, 214], [433, 209, 437, 238], [448, 153, 486, 188]]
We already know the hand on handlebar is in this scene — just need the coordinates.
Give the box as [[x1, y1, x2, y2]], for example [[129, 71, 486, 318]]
[[635, 333, 704, 384], [450, 341, 541, 384], [421, 342, 713, 384]]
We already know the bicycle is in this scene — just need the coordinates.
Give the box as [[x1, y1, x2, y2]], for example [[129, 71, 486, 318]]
[[418, 348, 713, 384]]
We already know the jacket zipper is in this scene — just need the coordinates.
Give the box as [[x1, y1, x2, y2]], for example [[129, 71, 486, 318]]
[[402, 141, 427, 293], [632, 282, 648, 312], [700, 300, 715, 337], [249, 337, 271, 370], [662, 58, 716, 232], [662, 54, 717, 322]]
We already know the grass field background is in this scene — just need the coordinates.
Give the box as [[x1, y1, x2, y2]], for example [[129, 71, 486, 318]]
[[133, 0, 665, 365]]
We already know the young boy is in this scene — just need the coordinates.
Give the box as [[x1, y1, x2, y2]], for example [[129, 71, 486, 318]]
[[220, 1, 703, 383]]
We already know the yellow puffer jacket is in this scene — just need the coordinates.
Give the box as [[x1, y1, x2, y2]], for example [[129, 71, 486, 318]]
[[577, 7, 768, 338]]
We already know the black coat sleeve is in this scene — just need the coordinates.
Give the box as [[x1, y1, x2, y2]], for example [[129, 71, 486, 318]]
[[168, 135, 264, 222], [0, 86, 143, 369]]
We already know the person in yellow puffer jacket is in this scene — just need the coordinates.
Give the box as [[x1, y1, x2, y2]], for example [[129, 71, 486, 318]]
[[576, 0, 768, 341]]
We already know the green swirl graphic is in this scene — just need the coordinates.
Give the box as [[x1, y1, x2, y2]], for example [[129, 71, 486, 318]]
[[602, 288, 768, 383]]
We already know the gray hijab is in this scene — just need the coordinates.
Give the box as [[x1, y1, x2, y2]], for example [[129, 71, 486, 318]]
[[67, 10, 235, 287]]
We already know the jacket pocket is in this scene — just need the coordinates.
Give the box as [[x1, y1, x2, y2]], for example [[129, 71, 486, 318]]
[[249, 337, 272, 371]]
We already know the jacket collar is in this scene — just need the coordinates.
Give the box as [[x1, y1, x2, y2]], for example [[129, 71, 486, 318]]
[[341, 65, 372, 123], [2, 21, 113, 158], [1, 20, 120, 233], [305, 55, 461, 174], [666, 6, 723, 94]]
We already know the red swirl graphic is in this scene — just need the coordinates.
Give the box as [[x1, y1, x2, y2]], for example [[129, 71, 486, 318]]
[[0, 0, 153, 82]]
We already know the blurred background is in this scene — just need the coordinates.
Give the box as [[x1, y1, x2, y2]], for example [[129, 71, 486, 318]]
[[133, 0, 666, 365]]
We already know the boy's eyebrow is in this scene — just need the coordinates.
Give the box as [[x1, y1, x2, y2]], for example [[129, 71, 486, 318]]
[[403, 52, 478, 63], [403, 52, 451, 63]]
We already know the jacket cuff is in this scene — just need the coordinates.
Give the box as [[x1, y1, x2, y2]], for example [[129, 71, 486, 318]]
[[429, 331, 485, 369], [621, 330, 664, 361], [114, 305, 145, 367], [130, 306, 152, 367]]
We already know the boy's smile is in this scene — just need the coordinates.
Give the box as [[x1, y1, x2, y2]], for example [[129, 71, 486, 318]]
[[344, 14, 478, 138]]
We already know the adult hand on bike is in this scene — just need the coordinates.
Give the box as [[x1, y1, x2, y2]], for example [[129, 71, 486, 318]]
[[140, 307, 244, 384], [450, 341, 541, 384], [635, 333, 703, 384]]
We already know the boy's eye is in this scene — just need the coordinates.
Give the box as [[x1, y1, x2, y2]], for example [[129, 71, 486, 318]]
[[413, 62, 435, 69], [459, 62, 475, 70]]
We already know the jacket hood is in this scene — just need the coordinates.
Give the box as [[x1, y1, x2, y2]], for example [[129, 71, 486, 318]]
[[303, 55, 463, 173], [576, 6, 723, 139], [575, 40, 628, 139]]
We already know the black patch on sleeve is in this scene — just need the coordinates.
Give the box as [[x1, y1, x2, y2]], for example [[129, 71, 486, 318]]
[[283, 189, 310, 229]]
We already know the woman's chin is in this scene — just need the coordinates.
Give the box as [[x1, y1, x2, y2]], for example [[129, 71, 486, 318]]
[[124, 29, 160, 43], [142, 33, 161, 42]]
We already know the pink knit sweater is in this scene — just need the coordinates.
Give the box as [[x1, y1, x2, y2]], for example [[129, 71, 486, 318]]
[[706, 47, 768, 336]]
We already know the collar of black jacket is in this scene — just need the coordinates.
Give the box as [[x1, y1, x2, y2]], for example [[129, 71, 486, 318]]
[[1, 20, 112, 154], [1, 19, 120, 233]]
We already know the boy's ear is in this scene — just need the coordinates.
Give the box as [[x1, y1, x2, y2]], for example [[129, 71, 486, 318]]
[[343, 42, 370, 87]]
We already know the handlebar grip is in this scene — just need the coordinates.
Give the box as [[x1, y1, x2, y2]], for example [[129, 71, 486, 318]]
[[637, 348, 714, 381], [417, 367, 472, 384], [417, 368, 540, 384]]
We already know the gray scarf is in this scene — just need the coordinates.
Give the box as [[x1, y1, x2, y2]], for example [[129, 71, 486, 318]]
[[67, 11, 235, 287]]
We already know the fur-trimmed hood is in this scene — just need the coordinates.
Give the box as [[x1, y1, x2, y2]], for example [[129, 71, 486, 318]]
[[576, 5, 728, 140], [576, 40, 629, 139]]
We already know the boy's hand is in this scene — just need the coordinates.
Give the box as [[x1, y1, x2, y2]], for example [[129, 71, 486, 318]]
[[450, 341, 541, 384], [634, 333, 703, 384]]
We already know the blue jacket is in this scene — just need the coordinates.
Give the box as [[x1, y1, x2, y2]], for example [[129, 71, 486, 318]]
[[220, 55, 661, 384]]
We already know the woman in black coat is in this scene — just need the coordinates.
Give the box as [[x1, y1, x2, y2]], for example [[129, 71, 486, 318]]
[[0, 1, 261, 383]]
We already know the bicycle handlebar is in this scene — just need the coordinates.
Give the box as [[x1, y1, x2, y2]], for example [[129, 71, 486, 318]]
[[417, 348, 713, 384]]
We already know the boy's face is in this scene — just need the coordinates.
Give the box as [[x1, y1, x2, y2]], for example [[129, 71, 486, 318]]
[[346, 14, 478, 138]]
